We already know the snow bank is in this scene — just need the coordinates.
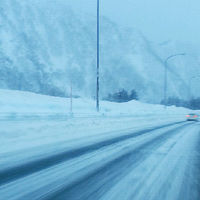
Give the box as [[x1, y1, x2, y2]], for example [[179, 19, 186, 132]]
[[0, 89, 190, 119]]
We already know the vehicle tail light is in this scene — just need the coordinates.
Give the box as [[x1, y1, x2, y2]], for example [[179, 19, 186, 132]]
[[194, 115, 198, 118], [186, 115, 190, 117]]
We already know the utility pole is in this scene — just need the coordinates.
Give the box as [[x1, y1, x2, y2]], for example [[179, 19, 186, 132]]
[[96, 0, 100, 112]]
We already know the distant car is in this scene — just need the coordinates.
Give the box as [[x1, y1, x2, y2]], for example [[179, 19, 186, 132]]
[[186, 113, 199, 121]]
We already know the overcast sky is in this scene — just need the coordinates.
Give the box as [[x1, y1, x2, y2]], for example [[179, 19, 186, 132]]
[[63, 0, 200, 45]]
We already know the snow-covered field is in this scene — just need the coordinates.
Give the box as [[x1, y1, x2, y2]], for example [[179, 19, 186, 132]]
[[0, 89, 190, 117], [1, 89, 199, 200]]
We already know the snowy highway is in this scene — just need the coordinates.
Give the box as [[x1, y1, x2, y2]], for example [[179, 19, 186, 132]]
[[1, 0, 200, 199], [0, 119, 199, 200]]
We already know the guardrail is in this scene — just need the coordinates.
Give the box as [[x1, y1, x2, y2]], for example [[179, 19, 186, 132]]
[[0, 112, 186, 121]]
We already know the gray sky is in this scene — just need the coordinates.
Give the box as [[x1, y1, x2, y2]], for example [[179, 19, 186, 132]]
[[64, 0, 200, 45]]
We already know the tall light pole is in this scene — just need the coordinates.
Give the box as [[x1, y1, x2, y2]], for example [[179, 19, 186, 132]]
[[189, 75, 200, 101], [70, 81, 73, 116], [164, 53, 185, 107], [96, 0, 100, 112]]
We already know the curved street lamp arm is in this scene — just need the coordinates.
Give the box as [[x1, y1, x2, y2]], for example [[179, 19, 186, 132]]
[[165, 53, 186, 64]]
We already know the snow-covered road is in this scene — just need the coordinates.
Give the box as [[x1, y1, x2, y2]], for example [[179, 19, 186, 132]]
[[0, 120, 199, 200]]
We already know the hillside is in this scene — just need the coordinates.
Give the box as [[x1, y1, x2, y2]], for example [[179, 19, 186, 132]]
[[0, 0, 200, 103]]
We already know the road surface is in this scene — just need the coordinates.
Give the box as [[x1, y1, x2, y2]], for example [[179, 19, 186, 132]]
[[0, 120, 199, 200]]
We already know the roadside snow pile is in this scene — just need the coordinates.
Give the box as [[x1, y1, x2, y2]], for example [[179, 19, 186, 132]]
[[0, 89, 190, 118]]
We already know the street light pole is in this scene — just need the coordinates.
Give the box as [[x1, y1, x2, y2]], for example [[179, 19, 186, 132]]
[[189, 76, 195, 102], [96, 0, 100, 112], [70, 82, 73, 116], [189, 75, 200, 101], [163, 53, 185, 108]]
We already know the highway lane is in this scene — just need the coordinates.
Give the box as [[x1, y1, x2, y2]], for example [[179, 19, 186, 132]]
[[44, 122, 197, 200], [0, 121, 198, 200], [0, 121, 184, 186]]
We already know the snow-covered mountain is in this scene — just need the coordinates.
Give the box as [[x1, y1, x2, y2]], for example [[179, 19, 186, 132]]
[[0, 0, 200, 103]]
